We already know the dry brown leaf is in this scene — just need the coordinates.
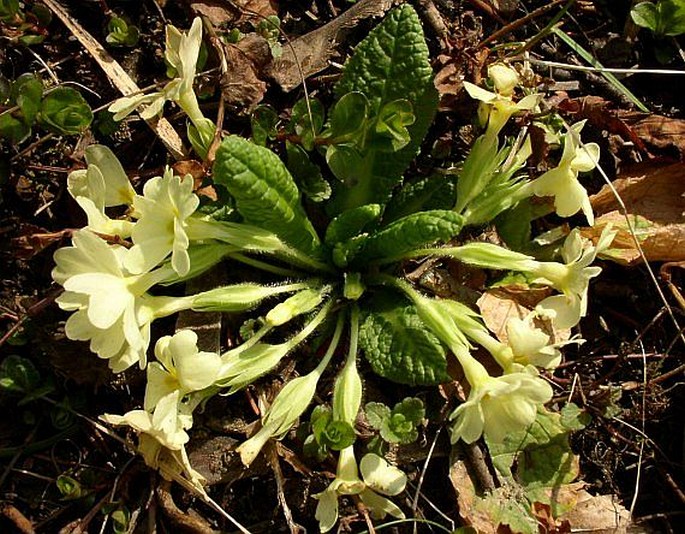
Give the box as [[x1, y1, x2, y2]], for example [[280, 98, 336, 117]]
[[619, 112, 685, 159], [267, 0, 400, 92], [477, 288, 570, 344], [584, 161, 685, 265], [221, 34, 270, 112], [557, 490, 632, 533], [558, 96, 648, 153], [190, 0, 277, 27]]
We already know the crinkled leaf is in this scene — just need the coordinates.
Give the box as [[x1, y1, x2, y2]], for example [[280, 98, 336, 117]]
[[359, 289, 449, 385], [329, 4, 438, 213], [393, 397, 425, 425], [39, 87, 93, 135], [214, 135, 323, 257], [312, 408, 356, 451], [365, 402, 391, 430], [372, 99, 415, 152], [325, 204, 382, 245], [358, 209, 464, 263], [286, 141, 330, 202], [383, 174, 457, 223], [0, 355, 41, 393], [332, 235, 370, 268]]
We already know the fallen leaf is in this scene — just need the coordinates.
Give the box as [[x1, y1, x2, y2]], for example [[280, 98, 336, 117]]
[[558, 96, 648, 154], [619, 111, 685, 159], [584, 161, 685, 265], [477, 288, 570, 344], [266, 0, 399, 92], [190, 0, 277, 27], [221, 34, 270, 112], [557, 491, 632, 533]]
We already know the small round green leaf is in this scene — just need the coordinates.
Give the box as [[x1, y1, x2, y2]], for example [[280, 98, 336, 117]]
[[39, 87, 93, 135]]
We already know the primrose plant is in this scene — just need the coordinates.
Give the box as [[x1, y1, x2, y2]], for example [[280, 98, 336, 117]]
[[51, 6, 613, 530]]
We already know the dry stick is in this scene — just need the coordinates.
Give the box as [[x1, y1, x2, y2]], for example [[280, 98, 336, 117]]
[[628, 338, 648, 516], [268, 443, 301, 534], [479, 0, 568, 47], [199, 16, 227, 165], [506, 0, 577, 58], [411, 429, 443, 534], [41, 0, 188, 160]]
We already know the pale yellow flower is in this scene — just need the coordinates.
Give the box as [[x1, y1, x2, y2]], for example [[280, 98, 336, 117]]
[[52, 230, 190, 371], [315, 449, 406, 533], [532, 121, 600, 224], [145, 330, 222, 411]]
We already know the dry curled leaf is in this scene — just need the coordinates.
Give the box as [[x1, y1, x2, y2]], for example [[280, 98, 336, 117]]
[[477, 288, 570, 344], [619, 112, 685, 159], [190, 0, 277, 27], [557, 490, 633, 533], [221, 34, 271, 112], [584, 161, 685, 265]]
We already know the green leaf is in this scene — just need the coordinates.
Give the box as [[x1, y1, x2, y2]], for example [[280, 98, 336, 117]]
[[325, 144, 364, 186], [311, 408, 356, 451], [393, 397, 425, 425], [286, 141, 331, 202], [383, 174, 457, 223], [187, 117, 215, 160], [0, 0, 19, 20], [19, 34, 46, 46], [359, 289, 449, 385], [659, 0, 685, 36], [329, 91, 369, 141], [0, 355, 41, 393], [214, 135, 323, 257], [251, 104, 279, 146], [631, 2, 659, 31], [39, 87, 93, 135], [373, 99, 415, 151], [560, 403, 590, 431], [56, 474, 83, 500], [12, 73, 43, 125], [325, 204, 382, 246], [329, 4, 438, 213], [106, 16, 140, 47], [357, 209, 464, 263], [325, 204, 382, 267], [290, 97, 324, 151], [367, 398, 425, 444], [487, 409, 579, 508], [30, 3, 52, 26], [0, 113, 31, 143], [111, 507, 131, 534], [365, 402, 391, 430]]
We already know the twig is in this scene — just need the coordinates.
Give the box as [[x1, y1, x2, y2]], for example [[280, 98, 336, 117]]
[[411, 429, 441, 534], [268, 443, 301, 534], [479, 0, 568, 47]]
